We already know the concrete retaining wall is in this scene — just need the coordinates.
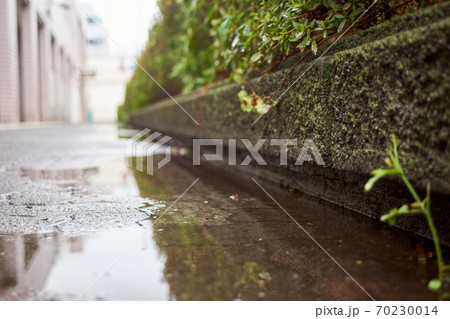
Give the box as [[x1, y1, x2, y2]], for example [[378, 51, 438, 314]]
[[130, 3, 450, 244]]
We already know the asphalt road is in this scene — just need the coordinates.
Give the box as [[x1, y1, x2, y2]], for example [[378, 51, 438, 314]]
[[0, 124, 147, 233]]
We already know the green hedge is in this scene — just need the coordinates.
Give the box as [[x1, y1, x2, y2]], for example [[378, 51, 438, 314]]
[[119, 0, 434, 123]]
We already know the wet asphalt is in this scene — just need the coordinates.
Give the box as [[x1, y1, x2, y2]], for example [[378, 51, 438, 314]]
[[0, 124, 441, 300], [0, 124, 146, 234]]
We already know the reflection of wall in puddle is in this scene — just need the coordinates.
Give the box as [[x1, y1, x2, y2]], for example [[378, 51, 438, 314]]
[[19, 159, 139, 196], [20, 167, 98, 182], [0, 234, 83, 290], [88, 158, 140, 196]]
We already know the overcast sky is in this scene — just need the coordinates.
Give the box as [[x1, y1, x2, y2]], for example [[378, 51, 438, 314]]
[[83, 0, 159, 57]]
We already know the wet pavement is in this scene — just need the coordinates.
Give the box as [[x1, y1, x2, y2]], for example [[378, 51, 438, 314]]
[[0, 124, 443, 300]]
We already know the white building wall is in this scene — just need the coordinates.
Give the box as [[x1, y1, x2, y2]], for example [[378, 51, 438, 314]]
[[0, 0, 88, 124], [85, 56, 132, 123], [19, 0, 40, 122], [38, 21, 52, 121], [83, 4, 132, 123], [0, 0, 21, 123]]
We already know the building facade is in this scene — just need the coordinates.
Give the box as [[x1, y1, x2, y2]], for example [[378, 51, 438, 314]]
[[83, 3, 133, 123], [0, 0, 87, 124]]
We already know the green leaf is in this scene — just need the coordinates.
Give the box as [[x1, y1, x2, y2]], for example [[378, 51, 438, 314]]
[[372, 168, 401, 176], [290, 31, 304, 42], [292, 21, 303, 30], [309, 2, 321, 10], [428, 279, 442, 292], [398, 204, 409, 214], [381, 208, 398, 226], [311, 40, 318, 54], [364, 168, 401, 191], [297, 36, 311, 52], [241, 97, 254, 112], [231, 36, 239, 48], [250, 52, 263, 63], [255, 98, 271, 115], [364, 176, 379, 192], [342, 3, 352, 11], [259, 271, 272, 281], [351, 8, 363, 18], [337, 18, 347, 33], [233, 73, 244, 84], [327, 0, 339, 10], [238, 90, 248, 100]]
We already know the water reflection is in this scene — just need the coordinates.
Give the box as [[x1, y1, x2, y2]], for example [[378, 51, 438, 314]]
[[0, 156, 167, 300], [152, 211, 273, 301], [0, 233, 57, 290], [17, 158, 139, 196], [0, 225, 169, 300], [0, 154, 444, 300], [20, 167, 98, 181], [132, 157, 440, 300]]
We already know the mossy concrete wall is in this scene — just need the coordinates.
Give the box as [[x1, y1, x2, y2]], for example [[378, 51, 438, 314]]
[[130, 4, 450, 244]]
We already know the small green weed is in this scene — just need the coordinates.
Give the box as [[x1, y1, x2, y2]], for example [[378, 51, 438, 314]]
[[365, 135, 449, 298]]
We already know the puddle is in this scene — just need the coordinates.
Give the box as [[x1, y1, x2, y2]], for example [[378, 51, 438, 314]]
[[0, 223, 169, 300], [0, 153, 446, 300], [13, 158, 139, 196]]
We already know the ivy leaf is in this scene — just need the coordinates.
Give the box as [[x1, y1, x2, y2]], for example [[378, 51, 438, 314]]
[[241, 97, 254, 112], [255, 98, 271, 114], [238, 89, 248, 100]]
